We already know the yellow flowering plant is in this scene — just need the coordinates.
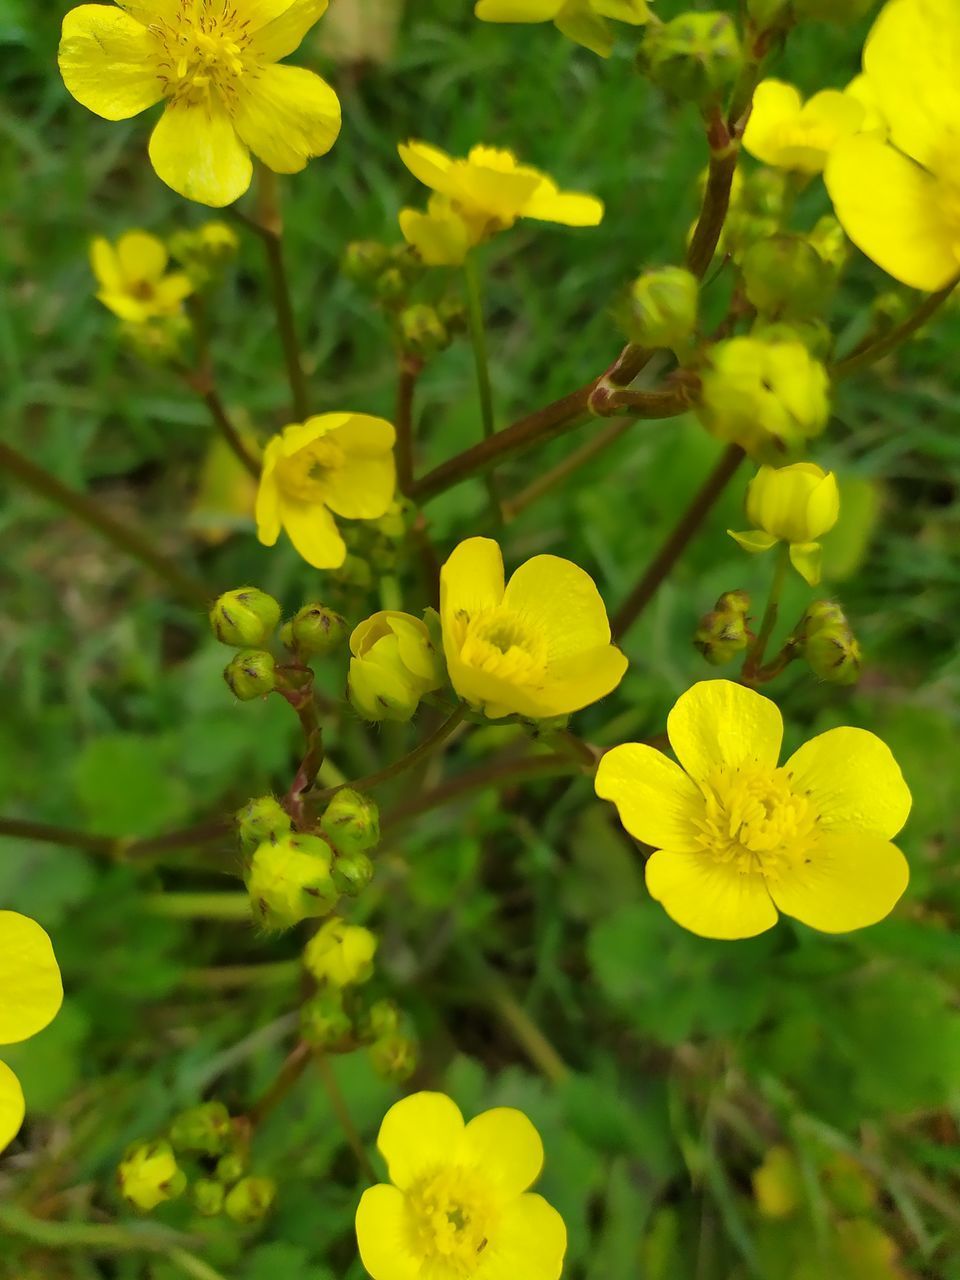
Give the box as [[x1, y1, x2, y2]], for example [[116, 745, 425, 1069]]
[[729, 462, 840, 586], [90, 229, 193, 322]]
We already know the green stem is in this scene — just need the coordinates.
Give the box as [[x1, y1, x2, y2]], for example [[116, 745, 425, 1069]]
[[198, 383, 260, 479], [181, 960, 301, 990], [283, 688, 325, 826], [832, 277, 960, 380], [247, 1040, 312, 1128], [502, 418, 632, 520], [543, 727, 599, 770], [0, 817, 232, 862], [257, 168, 310, 421], [463, 253, 503, 524], [143, 892, 250, 921], [742, 543, 790, 678], [317, 703, 468, 802], [187, 295, 260, 478], [0, 441, 210, 609], [314, 1052, 378, 1183]]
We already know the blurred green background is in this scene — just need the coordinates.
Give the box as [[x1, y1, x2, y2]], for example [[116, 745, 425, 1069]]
[[2, 0, 960, 1277]]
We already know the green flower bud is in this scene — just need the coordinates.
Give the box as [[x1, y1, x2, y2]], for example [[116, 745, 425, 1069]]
[[283, 602, 347, 657], [246, 833, 337, 932], [801, 601, 862, 684], [342, 240, 392, 284], [117, 1140, 186, 1212], [304, 916, 378, 988], [210, 588, 282, 648], [192, 1178, 226, 1217], [169, 222, 239, 288], [320, 788, 380, 856], [169, 1101, 232, 1156], [622, 266, 699, 352], [741, 236, 834, 320], [871, 291, 909, 331], [332, 851, 375, 898], [437, 295, 468, 335], [359, 998, 401, 1044], [369, 1032, 418, 1083], [793, 0, 875, 23], [335, 553, 374, 589], [236, 796, 292, 856], [807, 215, 849, 275], [224, 1176, 276, 1225], [119, 313, 191, 365], [694, 591, 752, 665], [641, 12, 742, 108], [224, 650, 277, 701], [348, 610, 444, 723], [215, 1150, 248, 1185], [300, 988, 354, 1050], [375, 265, 408, 304], [399, 303, 449, 359]]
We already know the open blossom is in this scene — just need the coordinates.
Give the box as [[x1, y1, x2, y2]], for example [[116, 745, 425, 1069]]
[[743, 80, 869, 174], [475, 0, 651, 58], [596, 680, 912, 940], [825, 0, 960, 289], [356, 1092, 566, 1280], [58, 0, 341, 207], [0, 912, 63, 1151], [91, 230, 192, 322], [729, 462, 840, 586]]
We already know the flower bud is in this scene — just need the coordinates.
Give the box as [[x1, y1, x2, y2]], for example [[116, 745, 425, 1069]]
[[236, 796, 292, 856], [193, 1178, 226, 1217], [335, 553, 374, 589], [807, 215, 848, 275], [622, 266, 698, 352], [283, 603, 348, 657], [169, 1101, 232, 1156], [399, 303, 449, 359], [369, 1032, 418, 1083], [210, 588, 281, 648], [348, 610, 444, 723], [332, 851, 375, 898], [741, 236, 834, 319], [224, 1176, 276, 1225], [120, 313, 191, 365], [117, 1140, 186, 1212], [169, 222, 239, 287], [359, 998, 401, 1043], [641, 12, 742, 107], [304, 917, 378, 988], [300, 988, 354, 1050], [730, 463, 839, 585], [215, 1150, 248, 1184], [320, 788, 380, 856], [375, 265, 408, 304], [801, 601, 862, 684], [694, 591, 752, 665], [342, 239, 392, 284], [246, 833, 337, 932], [224, 650, 277, 701]]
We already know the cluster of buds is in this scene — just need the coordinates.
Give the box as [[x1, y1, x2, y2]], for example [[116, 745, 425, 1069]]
[[695, 590, 752, 666], [797, 600, 862, 685], [348, 609, 445, 723], [342, 239, 465, 361], [640, 11, 742, 109], [168, 220, 240, 290]]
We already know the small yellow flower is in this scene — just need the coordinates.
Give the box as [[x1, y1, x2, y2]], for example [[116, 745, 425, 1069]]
[[475, 0, 651, 58], [0, 911, 63, 1152], [304, 917, 377, 987], [825, 0, 960, 289], [90, 231, 192, 323], [256, 414, 396, 570], [398, 140, 603, 264], [348, 611, 444, 723], [753, 1146, 801, 1220], [355, 1091, 566, 1280], [743, 79, 868, 174], [729, 462, 840, 586], [596, 680, 911, 940], [118, 1140, 186, 1211], [440, 537, 627, 720], [58, 0, 341, 207]]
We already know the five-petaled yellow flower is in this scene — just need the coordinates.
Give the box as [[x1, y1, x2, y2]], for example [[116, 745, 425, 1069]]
[[1, 911, 63, 1152], [475, 0, 651, 59], [58, 0, 341, 207], [90, 230, 192, 322], [355, 1091, 566, 1280], [596, 680, 911, 940], [256, 414, 396, 570], [729, 462, 840, 587], [743, 79, 869, 175], [825, 0, 960, 289], [440, 537, 627, 720], [398, 140, 603, 266]]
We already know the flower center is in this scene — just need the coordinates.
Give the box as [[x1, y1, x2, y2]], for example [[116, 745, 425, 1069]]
[[456, 607, 548, 687], [153, 1, 254, 107], [695, 764, 819, 879], [406, 1166, 498, 1277], [275, 439, 346, 502]]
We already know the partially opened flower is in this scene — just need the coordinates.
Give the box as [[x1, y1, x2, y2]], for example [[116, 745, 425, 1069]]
[[596, 680, 911, 940], [440, 537, 627, 720], [825, 0, 960, 289], [729, 463, 840, 586], [355, 1091, 566, 1280], [1, 911, 63, 1151], [475, 0, 651, 58], [91, 231, 192, 322], [58, 0, 341, 207], [256, 414, 396, 570], [348, 611, 443, 723], [743, 80, 868, 174]]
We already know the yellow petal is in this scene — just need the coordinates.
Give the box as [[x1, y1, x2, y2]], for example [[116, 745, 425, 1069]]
[[148, 102, 252, 208], [729, 529, 778, 554], [445, 650, 547, 720], [355, 1184, 419, 1280], [595, 0, 649, 22], [440, 537, 506, 626], [399, 205, 472, 265], [233, 65, 341, 174], [248, 0, 330, 60], [788, 541, 821, 586], [280, 414, 351, 456], [783, 726, 911, 840], [477, 1193, 567, 1280], [155, 273, 194, 309], [825, 136, 960, 290], [742, 80, 804, 166], [90, 237, 122, 292], [376, 1091, 465, 1190], [461, 1108, 543, 1197], [595, 743, 704, 851], [537, 644, 628, 717], [521, 181, 605, 227], [333, 413, 397, 454], [116, 230, 167, 282], [323, 455, 396, 519], [398, 140, 456, 196], [502, 554, 612, 660], [554, 1, 614, 57], [475, 0, 564, 19], [58, 4, 163, 120], [667, 680, 784, 787], [454, 156, 541, 221], [0, 1060, 26, 1154], [279, 497, 346, 568], [645, 850, 779, 940], [255, 440, 283, 546], [0, 912, 63, 1045], [769, 833, 909, 933]]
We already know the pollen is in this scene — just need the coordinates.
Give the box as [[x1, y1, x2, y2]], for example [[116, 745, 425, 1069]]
[[458, 607, 549, 687], [695, 763, 820, 879], [152, 0, 254, 107], [405, 1166, 499, 1277]]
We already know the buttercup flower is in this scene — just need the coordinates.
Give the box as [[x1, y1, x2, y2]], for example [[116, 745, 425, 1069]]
[[743, 80, 868, 174], [118, 1140, 186, 1211], [596, 680, 911, 939], [398, 141, 603, 265], [356, 1092, 566, 1280], [304, 917, 377, 987], [91, 231, 193, 322], [256, 414, 396, 570], [0, 912, 63, 1151], [729, 463, 840, 586], [348, 611, 443, 723], [475, 0, 651, 58], [440, 537, 627, 720], [825, 0, 960, 289], [58, 0, 341, 207]]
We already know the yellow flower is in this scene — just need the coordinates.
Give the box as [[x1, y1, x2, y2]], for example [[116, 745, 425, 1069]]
[[729, 462, 840, 586], [348, 611, 444, 723], [398, 140, 603, 264], [91, 230, 193, 322], [355, 1092, 566, 1280], [475, 0, 651, 58], [118, 1140, 186, 1211], [596, 680, 912, 939], [304, 917, 377, 987], [256, 414, 396, 569], [439, 537, 627, 720], [743, 79, 868, 174], [58, 0, 341, 208], [844, 74, 888, 138], [0, 912, 63, 1152], [825, 0, 960, 289]]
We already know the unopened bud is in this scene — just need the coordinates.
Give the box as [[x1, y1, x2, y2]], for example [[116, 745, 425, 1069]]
[[399, 303, 449, 359], [622, 266, 698, 352], [224, 1176, 276, 1224], [741, 236, 834, 319], [236, 796, 291, 856], [224, 650, 277, 701], [304, 917, 378, 988], [342, 240, 392, 284], [169, 1101, 232, 1156], [641, 12, 742, 107], [300, 988, 354, 1050], [169, 221, 239, 287], [375, 265, 408, 303], [117, 1140, 186, 1212], [215, 1150, 248, 1185], [694, 591, 752, 665], [210, 588, 281, 648], [283, 603, 347, 657], [801, 601, 862, 684], [246, 833, 337, 932], [369, 1032, 418, 1083], [335, 553, 374, 589], [120, 313, 191, 365], [348, 610, 443, 723], [359, 998, 401, 1044], [437, 295, 468, 334], [193, 1178, 226, 1217], [320, 788, 380, 856], [807, 215, 848, 275], [332, 851, 375, 897]]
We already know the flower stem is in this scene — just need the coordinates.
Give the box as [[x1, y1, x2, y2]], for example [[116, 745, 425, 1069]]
[[143, 892, 250, 920], [502, 418, 633, 520], [831, 277, 960, 380], [0, 441, 211, 609], [282, 687, 326, 826], [247, 1040, 312, 1128], [314, 1051, 378, 1183], [256, 168, 310, 421], [742, 543, 790, 679], [463, 252, 503, 524], [395, 354, 423, 496], [187, 294, 260, 478]]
